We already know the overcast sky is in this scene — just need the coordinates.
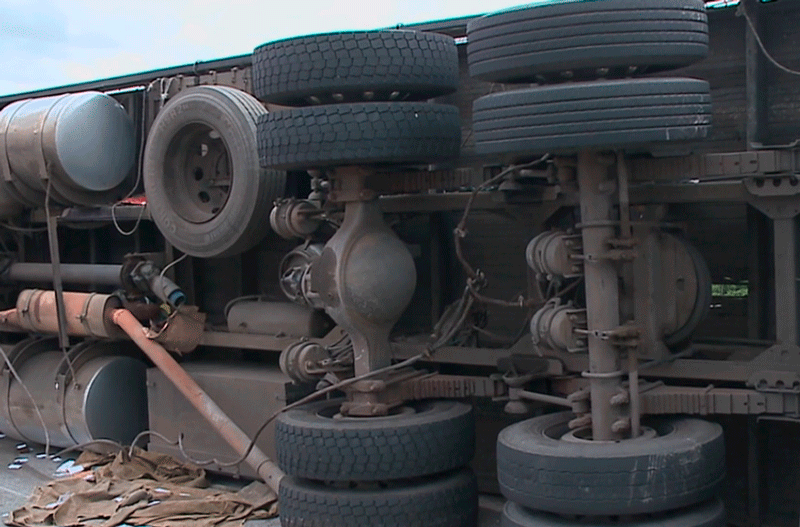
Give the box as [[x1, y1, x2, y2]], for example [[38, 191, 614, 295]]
[[0, 0, 528, 97]]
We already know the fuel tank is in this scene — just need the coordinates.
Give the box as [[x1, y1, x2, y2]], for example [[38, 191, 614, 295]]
[[0, 91, 135, 208], [0, 338, 147, 448]]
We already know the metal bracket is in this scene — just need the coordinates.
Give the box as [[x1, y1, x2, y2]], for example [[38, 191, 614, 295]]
[[747, 344, 800, 392], [341, 371, 509, 417], [577, 323, 641, 349], [750, 343, 800, 367], [327, 166, 379, 203], [340, 368, 426, 416], [747, 370, 800, 393], [149, 306, 207, 354], [745, 175, 800, 198], [579, 249, 638, 262]]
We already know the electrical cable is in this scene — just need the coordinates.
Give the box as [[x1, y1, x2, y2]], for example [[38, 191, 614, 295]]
[[54, 439, 124, 458], [111, 202, 146, 237], [128, 430, 179, 457], [159, 253, 187, 281], [178, 352, 426, 468], [223, 294, 268, 320], [738, 2, 800, 77], [454, 155, 550, 309], [554, 276, 584, 299], [111, 84, 150, 236], [430, 286, 473, 349], [0, 344, 50, 456]]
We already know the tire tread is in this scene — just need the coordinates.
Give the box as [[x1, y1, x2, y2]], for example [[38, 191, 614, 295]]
[[275, 399, 474, 481], [253, 31, 458, 105], [466, 0, 708, 82], [279, 469, 478, 527], [257, 102, 461, 170]]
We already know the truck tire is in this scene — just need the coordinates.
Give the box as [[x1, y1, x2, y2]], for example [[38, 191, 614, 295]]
[[275, 399, 474, 481], [279, 468, 478, 527], [252, 31, 459, 105], [501, 499, 726, 527], [473, 78, 711, 158], [143, 86, 285, 258], [257, 102, 461, 170], [497, 412, 725, 516], [467, 0, 708, 83]]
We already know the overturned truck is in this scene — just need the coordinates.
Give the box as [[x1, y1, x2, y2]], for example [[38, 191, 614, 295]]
[[0, 0, 797, 526]]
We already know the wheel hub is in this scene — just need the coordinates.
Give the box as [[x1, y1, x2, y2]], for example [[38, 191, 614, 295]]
[[165, 123, 231, 223]]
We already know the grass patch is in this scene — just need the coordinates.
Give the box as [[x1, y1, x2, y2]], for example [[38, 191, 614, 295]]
[[712, 283, 748, 298]]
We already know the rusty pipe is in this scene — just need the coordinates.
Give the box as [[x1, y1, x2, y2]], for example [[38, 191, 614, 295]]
[[110, 308, 284, 493], [0, 308, 27, 333], [14, 290, 123, 339]]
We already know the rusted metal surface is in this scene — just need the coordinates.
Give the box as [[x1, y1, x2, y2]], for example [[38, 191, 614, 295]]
[[336, 371, 508, 417], [639, 383, 799, 417], [401, 374, 506, 400], [110, 308, 284, 494], [312, 169, 416, 377], [4, 4, 800, 524], [13, 289, 123, 339], [628, 150, 800, 182], [382, 168, 477, 194], [149, 305, 206, 354], [530, 302, 587, 355], [199, 331, 293, 352], [576, 151, 626, 440]]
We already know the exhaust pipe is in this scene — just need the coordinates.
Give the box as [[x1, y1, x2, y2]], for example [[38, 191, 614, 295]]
[[0, 289, 123, 338], [0, 290, 285, 494], [111, 308, 284, 494]]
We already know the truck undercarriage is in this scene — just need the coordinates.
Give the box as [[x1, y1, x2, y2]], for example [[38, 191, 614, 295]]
[[0, 1, 798, 526]]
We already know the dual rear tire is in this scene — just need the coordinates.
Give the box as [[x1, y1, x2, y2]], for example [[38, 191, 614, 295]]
[[276, 399, 478, 527], [468, 0, 712, 157], [496, 412, 725, 517], [254, 30, 462, 172], [495, 412, 726, 527]]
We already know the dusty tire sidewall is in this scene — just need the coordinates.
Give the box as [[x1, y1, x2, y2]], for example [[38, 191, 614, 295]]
[[144, 87, 271, 258], [278, 398, 472, 432], [501, 499, 727, 527], [497, 411, 725, 515]]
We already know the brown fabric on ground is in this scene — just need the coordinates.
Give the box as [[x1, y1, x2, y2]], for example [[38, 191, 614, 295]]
[[6, 447, 277, 527]]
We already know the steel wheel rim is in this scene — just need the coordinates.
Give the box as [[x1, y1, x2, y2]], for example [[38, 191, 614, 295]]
[[543, 418, 675, 444], [163, 122, 231, 224]]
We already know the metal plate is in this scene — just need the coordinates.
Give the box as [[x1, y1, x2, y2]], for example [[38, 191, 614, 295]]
[[146, 362, 308, 478]]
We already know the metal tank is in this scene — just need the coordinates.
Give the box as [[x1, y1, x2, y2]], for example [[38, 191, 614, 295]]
[[227, 300, 334, 338], [0, 91, 135, 207], [0, 338, 148, 447]]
